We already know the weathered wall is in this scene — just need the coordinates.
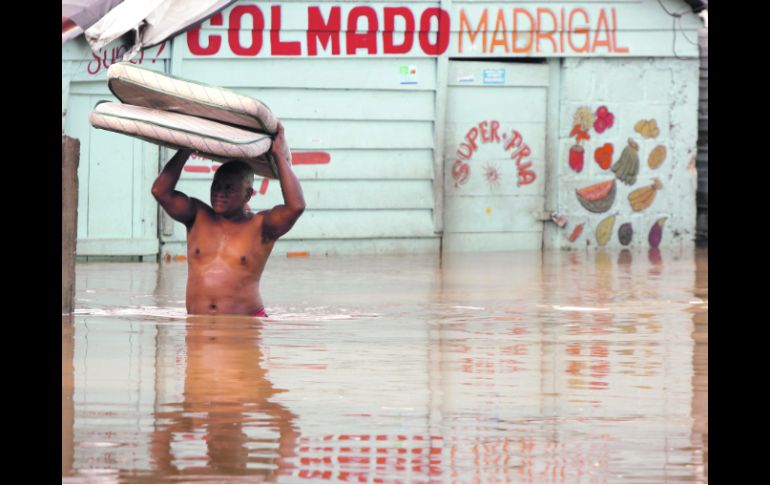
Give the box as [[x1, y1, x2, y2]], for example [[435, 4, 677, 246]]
[[62, 40, 168, 258], [62, 0, 703, 257], [158, 1, 444, 257], [546, 57, 700, 251], [696, 26, 708, 244]]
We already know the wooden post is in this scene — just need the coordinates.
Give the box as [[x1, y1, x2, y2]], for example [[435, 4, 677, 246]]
[[61, 316, 75, 475], [62, 135, 79, 314]]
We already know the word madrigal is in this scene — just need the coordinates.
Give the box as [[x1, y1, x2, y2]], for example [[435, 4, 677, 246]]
[[459, 7, 629, 54]]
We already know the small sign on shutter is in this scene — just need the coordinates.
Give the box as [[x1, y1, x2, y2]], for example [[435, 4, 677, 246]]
[[483, 68, 506, 84], [400, 65, 418, 85]]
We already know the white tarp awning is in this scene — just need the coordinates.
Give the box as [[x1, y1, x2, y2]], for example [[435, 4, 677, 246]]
[[85, 0, 236, 57], [64, 0, 236, 59], [62, 0, 125, 44]]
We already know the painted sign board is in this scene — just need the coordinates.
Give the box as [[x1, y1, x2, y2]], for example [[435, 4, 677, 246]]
[[180, 1, 701, 59]]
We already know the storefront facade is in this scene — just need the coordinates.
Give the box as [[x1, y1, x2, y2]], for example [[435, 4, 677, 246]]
[[61, 0, 704, 259]]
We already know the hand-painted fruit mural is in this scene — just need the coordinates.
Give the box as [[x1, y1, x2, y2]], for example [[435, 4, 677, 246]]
[[611, 138, 640, 185], [628, 178, 663, 212], [569, 107, 595, 173], [568, 105, 615, 174], [568, 223, 585, 242], [635, 119, 660, 138], [564, 107, 676, 249], [576, 180, 616, 213], [595, 215, 616, 246], [648, 217, 667, 248], [594, 143, 614, 170], [618, 223, 633, 246], [593, 106, 615, 134], [648, 145, 667, 169]]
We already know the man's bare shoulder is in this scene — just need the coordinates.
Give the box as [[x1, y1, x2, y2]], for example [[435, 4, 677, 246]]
[[250, 210, 269, 227], [184, 198, 214, 229], [189, 197, 209, 208], [189, 198, 215, 216]]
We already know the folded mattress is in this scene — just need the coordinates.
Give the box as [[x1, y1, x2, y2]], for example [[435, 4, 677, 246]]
[[89, 102, 279, 179], [90, 62, 293, 178], [107, 62, 279, 134]]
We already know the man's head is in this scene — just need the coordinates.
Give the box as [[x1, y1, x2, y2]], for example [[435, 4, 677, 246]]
[[210, 161, 255, 216]]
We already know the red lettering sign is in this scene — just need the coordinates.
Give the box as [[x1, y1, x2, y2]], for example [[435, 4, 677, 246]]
[[418, 8, 450, 55], [452, 120, 537, 188], [347, 6, 378, 54], [307, 6, 341, 55], [187, 12, 222, 55], [271, 6, 301, 55], [180, 5, 628, 58], [229, 5, 264, 55], [86, 43, 150, 75], [383, 7, 414, 54]]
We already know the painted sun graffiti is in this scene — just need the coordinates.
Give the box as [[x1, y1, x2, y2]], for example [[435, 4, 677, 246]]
[[483, 163, 501, 188]]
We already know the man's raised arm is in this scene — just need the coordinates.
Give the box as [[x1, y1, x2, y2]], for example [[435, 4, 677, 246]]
[[151, 149, 198, 226], [262, 123, 306, 241]]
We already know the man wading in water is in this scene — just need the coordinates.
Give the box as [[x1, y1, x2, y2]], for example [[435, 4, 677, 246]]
[[151, 122, 305, 317]]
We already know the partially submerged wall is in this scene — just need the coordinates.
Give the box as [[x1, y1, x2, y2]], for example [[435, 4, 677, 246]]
[[548, 57, 700, 251]]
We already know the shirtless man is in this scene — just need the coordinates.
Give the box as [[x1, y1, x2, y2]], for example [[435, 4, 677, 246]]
[[151, 122, 304, 316]]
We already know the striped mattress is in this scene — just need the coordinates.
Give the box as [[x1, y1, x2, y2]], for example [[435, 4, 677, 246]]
[[89, 102, 279, 179], [89, 62, 292, 178], [107, 62, 278, 134]]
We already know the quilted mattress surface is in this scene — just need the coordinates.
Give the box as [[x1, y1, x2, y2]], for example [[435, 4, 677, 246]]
[[89, 102, 278, 179], [107, 62, 278, 134]]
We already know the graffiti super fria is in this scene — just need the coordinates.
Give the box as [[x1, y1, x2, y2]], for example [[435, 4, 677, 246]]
[[451, 120, 537, 189]]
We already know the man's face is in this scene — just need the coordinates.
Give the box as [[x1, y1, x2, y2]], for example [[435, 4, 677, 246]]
[[210, 174, 250, 215]]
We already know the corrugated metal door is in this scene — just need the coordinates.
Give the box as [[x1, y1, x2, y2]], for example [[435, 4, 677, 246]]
[[158, 11, 440, 257], [66, 90, 161, 258], [443, 61, 549, 251]]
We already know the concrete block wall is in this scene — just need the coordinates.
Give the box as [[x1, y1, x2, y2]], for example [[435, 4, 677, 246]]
[[696, 27, 708, 244], [548, 57, 700, 251]]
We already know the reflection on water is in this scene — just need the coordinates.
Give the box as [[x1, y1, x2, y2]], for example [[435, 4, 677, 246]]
[[63, 248, 707, 483], [149, 317, 298, 482]]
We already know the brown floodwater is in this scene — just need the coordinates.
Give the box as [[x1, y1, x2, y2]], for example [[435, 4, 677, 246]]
[[62, 248, 707, 483]]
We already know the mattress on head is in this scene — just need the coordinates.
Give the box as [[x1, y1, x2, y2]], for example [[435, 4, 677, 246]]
[[89, 102, 279, 179], [107, 62, 279, 134]]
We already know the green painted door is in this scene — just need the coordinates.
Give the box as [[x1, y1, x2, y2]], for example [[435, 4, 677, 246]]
[[65, 87, 160, 258], [443, 61, 549, 251]]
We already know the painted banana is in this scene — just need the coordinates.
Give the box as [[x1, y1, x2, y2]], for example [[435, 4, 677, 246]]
[[611, 138, 640, 185], [628, 178, 663, 212], [629, 189, 654, 209], [595, 215, 616, 246]]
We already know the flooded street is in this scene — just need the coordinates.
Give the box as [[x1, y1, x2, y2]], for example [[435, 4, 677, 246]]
[[62, 248, 707, 483]]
